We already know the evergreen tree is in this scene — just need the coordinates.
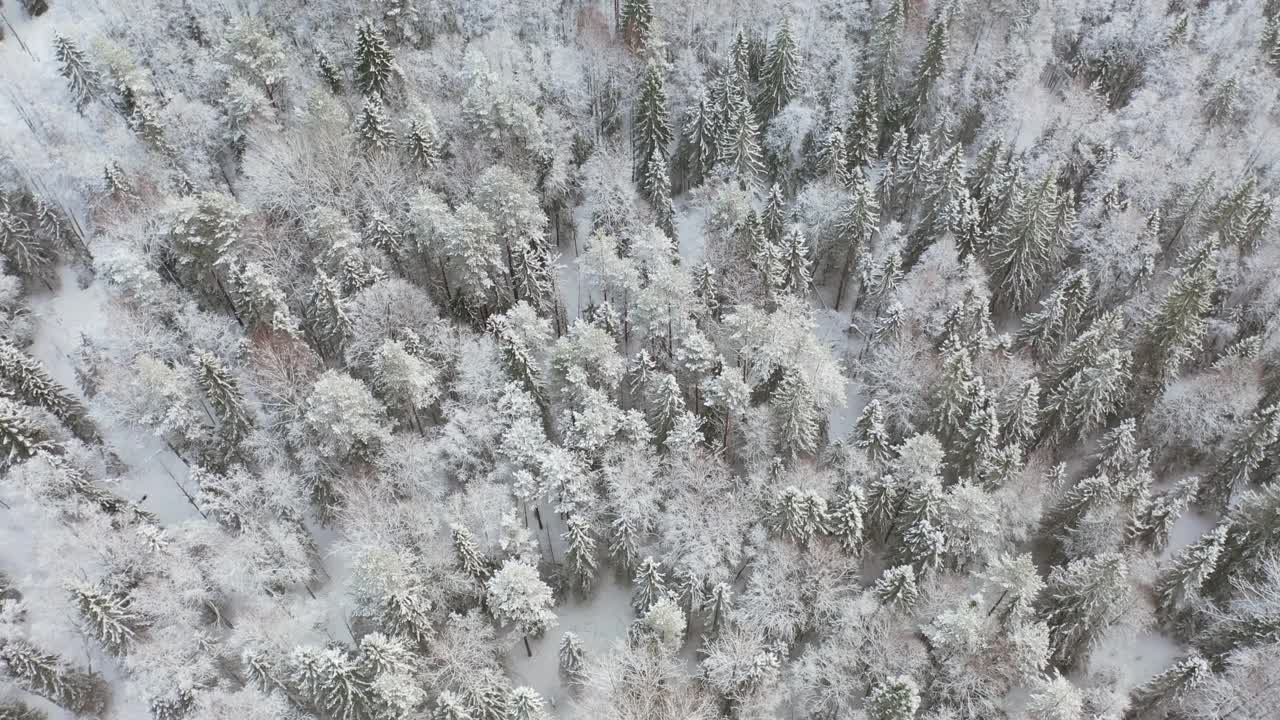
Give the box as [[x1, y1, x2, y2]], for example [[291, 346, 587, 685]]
[[53, 33, 98, 112], [487, 560, 557, 656], [558, 632, 585, 680], [904, 0, 957, 127], [855, 400, 893, 466], [815, 127, 847, 179], [1137, 235, 1219, 388], [828, 484, 865, 554], [1127, 476, 1197, 553], [867, 0, 907, 113], [0, 700, 46, 720], [70, 582, 144, 655], [1000, 377, 1041, 448], [680, 92, 719, 189], [1017, 270, 1092, 359], [772, 485, 829, 546], [865, 675, 920, 720], [642, 151, 675, 236], [772, 367, 819, 456], [0, 342, 93, 441], [1154, 524, 1226, 619], [1041, 348, 1131, 447], [1038, 553, 1129, 669], [304, 270, 352, 358], [356, 97, 396, 152], [316, 48, 343, 93], [510, 687, 550, 720], [1205, 403, 1280, 508], [633, 64, 672, 182], [0, 398, 50, 470], [631, 556, 666, 613], [983, 553, 1044, 621], [776, 226, 812, 297], [702, 582, 732, 636], [845, 82, 880, 168], [434, 690, 471, 720], [0, 204, 52, 281], [193, 350, 253, 445], [1124, 653, 1210, 720], [763, 184, 787, 241], [453, 527, 494, 583], [355, 21, 396, 97], [618, 0, 653, 52], [990, 170, 1067, 312], [0, 638, 106, 715], [563, 514, 598, 594], [404, 108, 441, 169], [234, 262, 300, 334], [834, 170, 880, 310], [873, 565, 919, 610], [718, 76, 764, 182], [757, 18, 800, 119]]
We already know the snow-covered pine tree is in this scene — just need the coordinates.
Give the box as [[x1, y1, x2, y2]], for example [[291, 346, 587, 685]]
[[989, 170, 1065, 312], [1154, 524, 1226, 619], [69, 581, 144, 655], [558, 632, 585, 680], [631, 556, 666, 613], [1124, 653, 1211, 720], [681, 92, 719, 189], [1017, 269, 1092, 359], [772, 367, 819, 457], [487, 559, 557, 657], [0, 638, 107, 715], [904, 0, 957, 128], [865, 674, 920, 720], [355, 21, 396, 97], [1038, 553, 1129, 669], [618, 0, 653, 52], [404, 107, 441, 169], [316, 48, 343, 93], [776, 225, 812, 297], [1137, 234, 1219, 389], [757, 18, 800, 119], [834, 169, 879, 310], [873, 565, 919, 610], [772, 485, 829, 546], [718, 75, 764, 183], [828, 484, 865, 554], [0, 342, 93, 442], [193, 351, 252, 446], [452, 526, 494, 583], [642, 151, 675, 236], [845, 82, 880, 169], [1127, 476, 1197, 553], [563, 514, 598, 594], [304, 270, 352, 359], [0, 203, 52, 282], [867, 0, 907, 115], [633, 64, 672, 181], [0, 398, 50, 470], [1205, 402, 1280, 508], [53, 33, 98, 112], [855, 399, 893, 466], [356, 97, 396, 152]]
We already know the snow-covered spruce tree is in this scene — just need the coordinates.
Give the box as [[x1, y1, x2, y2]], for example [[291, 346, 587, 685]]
[[983, 553, 1045, 622], [1154, 524, 1226, 621], [69, 581, 144, 656], [845, 81, 880, 169], [618, 0, 653, 52], [1017, 269, 1092, 359], [903, 0, 958, 128], [1136, 234, 1219, 390], [834, 169, 880, 310], [403, 107, 441, 169], [0, 638, 107, 716], [827, 483, 865, 555], [355, 21, 396, 97], [356, 97, 396, 153], [718, 75, 764, 183], [1038, 553, 1129, 669], [633, 63, 671, 182], [1026, 673, 1083, 720], [452, 526, 494, 584], [562, 514, 598, 594], [873, 565, 919, 611], [53, 33, 98, 112], [192, 350, 252, 447], [0, 203, 53, 282], [772, 367, 819, 457], [989, 170, 1069, 312], [0, 398, 49, 470], [776, 225, 812, 297], [1204, 402, 1279, 509], [169, 191, 247, 317], [0, 342, 93, 441], [304, 270, 352, 358], [1127, 476, 1197, 553], [771, 485, 829, 546], [316, 48, 343, 93], [631, 556, 667, 614], [757, 18, 800, 120], [642, 151, 675, 237], [865, 675, 920, 720], [486, 559, 556, 657], [680, 92, 719, 189], [558, 632, 585, 681], [1124, 652, 1211, 720], [855, 399, 893, 466]]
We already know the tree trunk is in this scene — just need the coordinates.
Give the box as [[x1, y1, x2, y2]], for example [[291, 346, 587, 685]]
[[524, 635, 533, 658]]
